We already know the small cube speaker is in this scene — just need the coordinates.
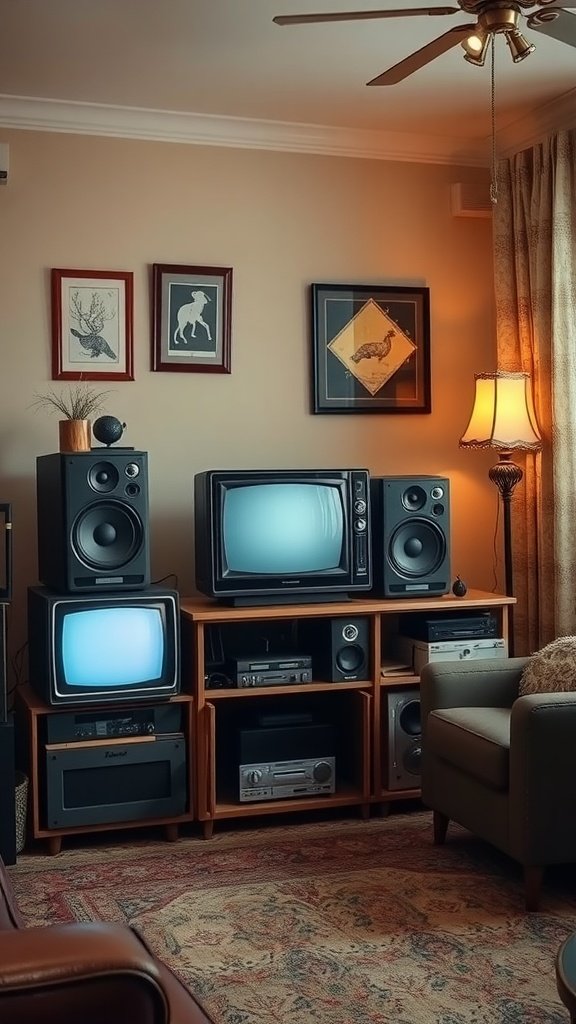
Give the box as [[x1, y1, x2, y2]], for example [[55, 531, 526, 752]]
[[298, 617, 370, 682]]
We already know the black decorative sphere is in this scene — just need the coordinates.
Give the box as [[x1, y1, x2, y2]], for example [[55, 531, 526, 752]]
[[93, 415, 125, 446], [452, 575, 468, 597]]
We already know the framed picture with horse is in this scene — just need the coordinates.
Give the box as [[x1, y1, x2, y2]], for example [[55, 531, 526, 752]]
[[51, 268, 134, 381], [152, 264, 233, 374]]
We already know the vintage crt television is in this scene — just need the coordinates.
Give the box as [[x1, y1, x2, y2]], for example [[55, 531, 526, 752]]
[[27, 586, 180, 706], [194, 468, 371, 605]]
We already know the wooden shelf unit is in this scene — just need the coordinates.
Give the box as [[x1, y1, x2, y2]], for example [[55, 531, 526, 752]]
[[180, 589, 515, 837], [15, 685, 195, 854]]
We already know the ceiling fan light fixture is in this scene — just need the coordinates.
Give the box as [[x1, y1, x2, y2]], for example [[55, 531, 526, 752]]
[[505, 28, 535, 62], [462, 30, 489, 65]]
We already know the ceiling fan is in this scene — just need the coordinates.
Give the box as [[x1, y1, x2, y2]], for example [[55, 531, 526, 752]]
[[273, 1, 576, 84]]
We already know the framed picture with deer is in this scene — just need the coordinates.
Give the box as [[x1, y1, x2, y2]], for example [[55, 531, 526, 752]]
[[51, 269, 134, 381], [151, 263, 233, 373]]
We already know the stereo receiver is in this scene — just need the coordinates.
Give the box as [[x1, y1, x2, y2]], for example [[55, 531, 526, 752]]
[[226, 653, 312, 688], [45, 704, 182, 744], [239, 756, 336, 802]]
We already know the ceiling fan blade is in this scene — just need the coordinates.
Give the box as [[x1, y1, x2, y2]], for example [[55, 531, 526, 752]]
[[367, 23, 476, 84], [527, 8, 576, 46], [273, 8, 460, 26]]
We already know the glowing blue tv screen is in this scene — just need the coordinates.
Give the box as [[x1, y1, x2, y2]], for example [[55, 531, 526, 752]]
[[222, 483, 344, 575], [27, 586, 180, 706], [62, 607, 164, 688]]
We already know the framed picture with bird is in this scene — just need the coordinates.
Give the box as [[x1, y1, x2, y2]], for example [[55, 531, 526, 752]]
[[311, 282, 431, 414], [151, 263, 233, 374], [51, 268, 134, 381]]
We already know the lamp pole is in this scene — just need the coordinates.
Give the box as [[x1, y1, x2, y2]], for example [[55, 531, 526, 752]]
[[488, 451, 523, 655]]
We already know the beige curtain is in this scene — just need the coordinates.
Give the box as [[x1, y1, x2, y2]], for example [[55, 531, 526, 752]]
[[493, 129, 576, 654]]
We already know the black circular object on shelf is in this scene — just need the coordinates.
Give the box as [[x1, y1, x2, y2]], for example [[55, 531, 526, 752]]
[[93, 416, 126, 446]]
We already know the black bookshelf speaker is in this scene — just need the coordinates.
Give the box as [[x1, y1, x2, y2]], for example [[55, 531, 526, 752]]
[[299, 616, 370, 682], [385, 688, 421, 791], [36, 451, 150, 592], [370, 475, 451, 597]]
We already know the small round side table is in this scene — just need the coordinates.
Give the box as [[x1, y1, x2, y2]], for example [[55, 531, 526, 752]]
[[556, 933, 576, 1022]]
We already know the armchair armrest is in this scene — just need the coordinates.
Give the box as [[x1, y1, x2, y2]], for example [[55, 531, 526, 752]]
[[509, 691, 576, 863], [0, 922, 211, 1024], [420, 658, 529, 734]]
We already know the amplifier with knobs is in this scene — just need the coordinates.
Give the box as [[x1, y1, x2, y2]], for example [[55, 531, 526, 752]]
[[239, 757, 336, 802], [236, 715, 336, 801]]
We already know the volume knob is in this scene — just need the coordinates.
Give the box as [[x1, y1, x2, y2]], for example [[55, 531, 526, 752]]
[[247, 769, 262, 785], [313, 760, 332, 783]]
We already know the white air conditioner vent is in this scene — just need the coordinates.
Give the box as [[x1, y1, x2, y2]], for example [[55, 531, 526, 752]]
[[451, 182, 492, 218]]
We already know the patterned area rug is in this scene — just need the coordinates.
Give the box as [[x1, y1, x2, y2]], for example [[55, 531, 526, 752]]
[[8, 809, 576, 1023]]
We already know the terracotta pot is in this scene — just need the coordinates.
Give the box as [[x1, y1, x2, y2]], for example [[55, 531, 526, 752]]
[[59, 419, 91, 452]]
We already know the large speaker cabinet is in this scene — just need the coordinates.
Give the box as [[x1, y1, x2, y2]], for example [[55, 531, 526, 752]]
[[36, 450, 150, 592], [370, 475, 451, 597], [385, 688, 421, 791]]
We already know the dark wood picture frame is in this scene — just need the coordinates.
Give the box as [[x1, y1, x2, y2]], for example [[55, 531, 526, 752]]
[[311, 283, 431, 414], [152, 263, 232, 373], [51, 268, 134, 381]]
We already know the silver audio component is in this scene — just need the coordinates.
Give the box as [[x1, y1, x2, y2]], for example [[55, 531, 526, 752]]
[[238, 756, 336, 802]]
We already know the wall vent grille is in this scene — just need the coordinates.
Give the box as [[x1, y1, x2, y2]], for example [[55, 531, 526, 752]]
[[451, 182, 492, 218]]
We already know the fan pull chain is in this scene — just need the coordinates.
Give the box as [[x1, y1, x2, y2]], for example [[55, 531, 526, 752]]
[[490, 34, 498, 205]]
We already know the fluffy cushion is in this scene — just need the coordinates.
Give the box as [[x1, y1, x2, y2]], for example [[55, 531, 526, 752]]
[[520, 636, 576, 695]]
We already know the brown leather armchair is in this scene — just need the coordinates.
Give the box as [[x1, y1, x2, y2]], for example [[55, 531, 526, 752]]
[[0, 853, 213, 1023], [420, 657, 576, 912]]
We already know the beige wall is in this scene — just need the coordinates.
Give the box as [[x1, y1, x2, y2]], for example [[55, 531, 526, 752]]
[[0, 128, 498, 676]]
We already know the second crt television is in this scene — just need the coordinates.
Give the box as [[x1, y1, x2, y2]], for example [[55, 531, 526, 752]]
[[194, 468, 371, 605]]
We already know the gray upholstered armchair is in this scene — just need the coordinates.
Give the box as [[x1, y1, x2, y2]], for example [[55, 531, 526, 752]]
[[420, 657, 576, 911]]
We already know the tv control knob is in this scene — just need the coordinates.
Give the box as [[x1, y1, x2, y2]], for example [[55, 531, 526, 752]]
[[354, 499, 366, 514], [246, 769, 262, 785], [354, 518, 367, 533], [313, 761, 332, 783]]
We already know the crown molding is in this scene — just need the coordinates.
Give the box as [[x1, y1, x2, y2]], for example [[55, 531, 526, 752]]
[[0, 90, 574, 166], [497, 87, 576, 157], [0, 94, 488, 166]]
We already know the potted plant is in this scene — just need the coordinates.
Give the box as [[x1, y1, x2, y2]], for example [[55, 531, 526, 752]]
[[32, 382, 112, 452]]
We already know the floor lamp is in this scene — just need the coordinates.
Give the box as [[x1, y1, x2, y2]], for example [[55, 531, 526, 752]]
[[459, 371, 542, 655]]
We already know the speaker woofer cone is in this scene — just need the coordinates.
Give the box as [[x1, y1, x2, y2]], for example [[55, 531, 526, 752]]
[[398, 700, 421, 736], [72, 501, 144, 569], [335, 644, 365, 673], [88, 462, 120, 493], [402, 485, 427, 511], [388, 517, 446, 578]]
